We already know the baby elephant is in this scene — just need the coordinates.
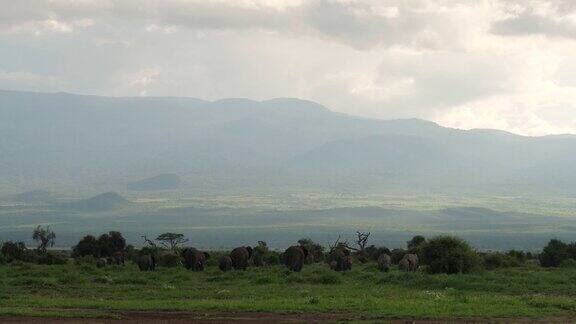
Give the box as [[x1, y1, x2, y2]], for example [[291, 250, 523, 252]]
[[219, 256, 233, 272], [377, 254, 391, 272]]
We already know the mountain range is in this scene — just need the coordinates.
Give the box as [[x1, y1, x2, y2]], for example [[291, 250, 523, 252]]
[[1, 89, 575, 196]]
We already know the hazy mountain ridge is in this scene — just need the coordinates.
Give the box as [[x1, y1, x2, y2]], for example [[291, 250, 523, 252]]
[[1, 89, 576, 195]]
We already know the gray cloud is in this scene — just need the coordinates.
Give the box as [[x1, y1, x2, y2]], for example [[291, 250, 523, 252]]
[[1, 0, 576, 135], [492, 13, 576, 39]]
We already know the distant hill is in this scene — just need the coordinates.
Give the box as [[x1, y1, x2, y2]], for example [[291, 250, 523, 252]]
[[127, 174, 182, 191], [66, 192, 129, 211], [12, 190, 57, 204], [1, 89, 576, 195]]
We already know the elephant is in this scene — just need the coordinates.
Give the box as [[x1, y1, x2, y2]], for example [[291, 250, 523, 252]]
[[329, 246, 352, 272], [219, 256, 233, 272], [110, 251, 124, 266], [230, 246, 253, 270], [96, 258, 107, 268], [283, 245, 308, 272], [137, 254, 156, 271], [377, 254, 392, 272], [399, 253, 418, 272], [182, 247, 210, 271]]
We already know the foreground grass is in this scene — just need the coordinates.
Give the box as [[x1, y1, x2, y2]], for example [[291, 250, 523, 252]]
[[1, 262, 576, 320]]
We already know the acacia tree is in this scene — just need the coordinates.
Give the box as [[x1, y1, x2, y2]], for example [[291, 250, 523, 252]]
[[32, 225, 56, 253], [156, 233, 188, 251]]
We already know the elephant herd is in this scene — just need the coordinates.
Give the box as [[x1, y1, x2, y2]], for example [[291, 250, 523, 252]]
[[133, 244, 420, 273]]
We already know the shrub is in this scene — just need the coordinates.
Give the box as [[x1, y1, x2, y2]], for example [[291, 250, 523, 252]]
[[420, 236, 480, 274], [34, 251, 68, 265], [158, 253, 181, 268], [73, 235, 100, 258], [1, 241, 27, 262], [507, 250, 528, 264], [483, 253, 505, 270], [264, 252, 281, 265], [364, 245, 391, 262], [298, 238, 324, 263], [540, 239, 572, 268], [407, 235, 426, 249], [253, 241, 270, 266], [390, 248, 407, 264], [97, 231, 126, 257]]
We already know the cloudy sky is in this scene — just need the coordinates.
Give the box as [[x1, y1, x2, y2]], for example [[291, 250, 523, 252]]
[[2, 0, 576, 135]]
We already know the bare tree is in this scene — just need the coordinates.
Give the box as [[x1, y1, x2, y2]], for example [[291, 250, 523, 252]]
[[354, 231, 371, 254], [32, 225, 56, 253], [141, 235, 157, 248], [328, 235, 350, 253]]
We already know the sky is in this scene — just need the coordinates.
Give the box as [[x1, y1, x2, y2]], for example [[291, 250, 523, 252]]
[[1, 0, 576, 136]]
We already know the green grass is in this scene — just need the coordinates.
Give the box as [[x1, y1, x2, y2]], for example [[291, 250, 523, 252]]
[[1, 261, 576, 320]]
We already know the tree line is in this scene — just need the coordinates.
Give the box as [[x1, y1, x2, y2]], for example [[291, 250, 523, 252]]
[[0, 227, 575, 274]]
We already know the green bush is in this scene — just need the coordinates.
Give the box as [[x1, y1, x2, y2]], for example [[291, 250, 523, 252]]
[[1, 241, 27, 262], [35, 252, 68, 265], [265, 252, 281, 265], [420, 236, 481, 274], [390, 248, 407, 264], [483, 252, 524, 270], [158, 253, 181, 268], [364, 245, 391, 262], [539, 239, 573, 268]]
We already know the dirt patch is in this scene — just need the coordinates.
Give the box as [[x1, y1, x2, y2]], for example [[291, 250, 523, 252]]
[[1, 311, 575, 323]]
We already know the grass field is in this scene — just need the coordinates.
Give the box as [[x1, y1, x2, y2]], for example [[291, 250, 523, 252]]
[[2, 260, 576, 321]]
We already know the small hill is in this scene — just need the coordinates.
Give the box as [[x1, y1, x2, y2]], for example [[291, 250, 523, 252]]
[[12, 190, 57, 204], [127, 174, 182, 191], [67, 192, 129, 211]]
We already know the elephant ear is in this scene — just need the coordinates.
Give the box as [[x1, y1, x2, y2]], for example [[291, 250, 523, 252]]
[[203, 252, 210, 260], [246, 246, 253, 259]]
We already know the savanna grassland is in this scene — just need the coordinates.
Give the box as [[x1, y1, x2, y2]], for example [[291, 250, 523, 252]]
[[2, 260, 576, 321]]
